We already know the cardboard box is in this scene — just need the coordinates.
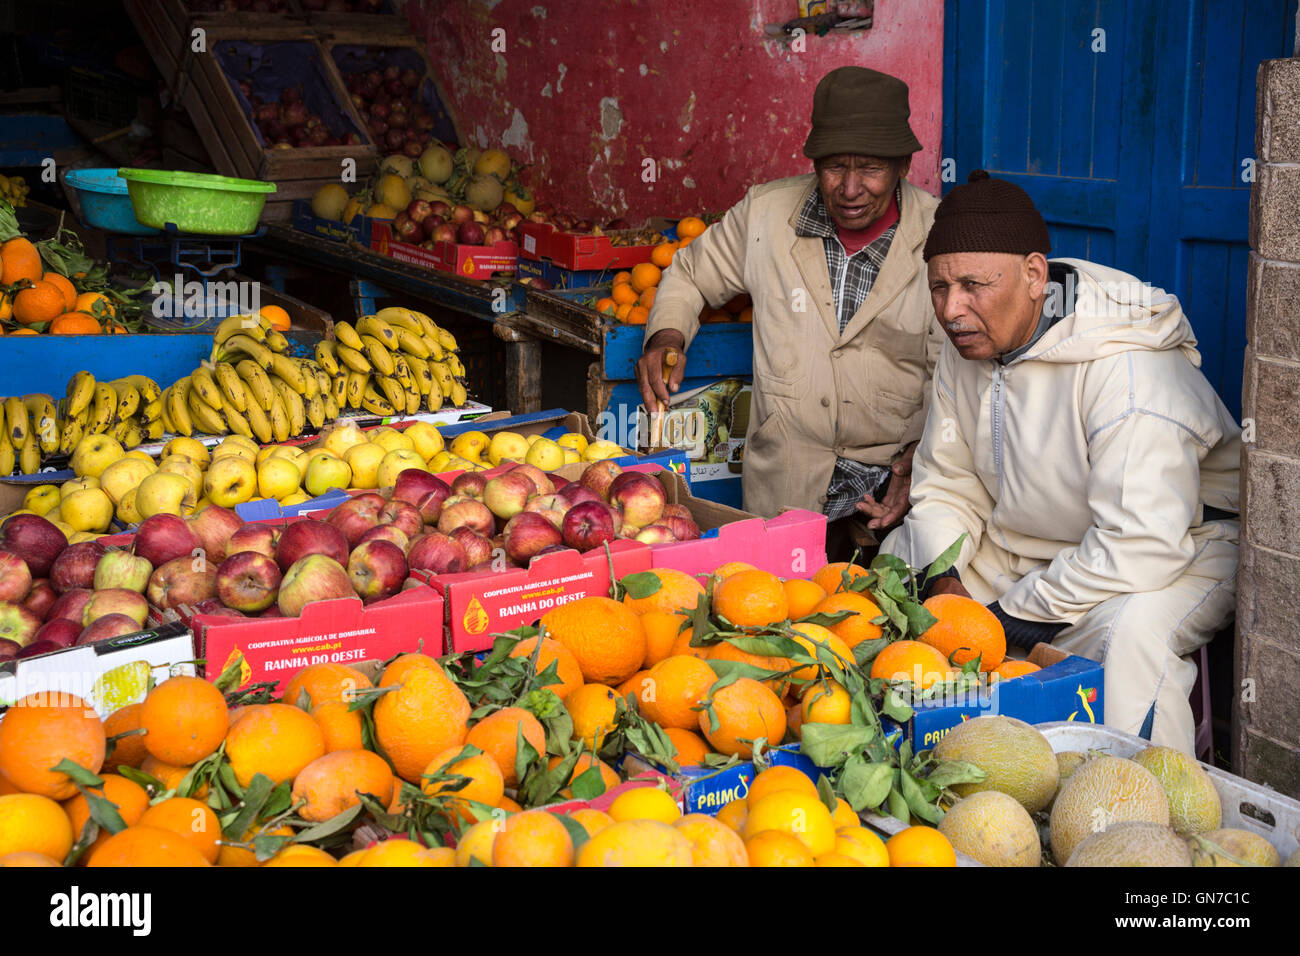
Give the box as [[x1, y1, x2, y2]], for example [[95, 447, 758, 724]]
[[622, 744, 817, 815], [291, 198, 374, 246], [0, 621, 196, 717], [370, 221, 517, 279], [515, 256, 620, 290], [517, 218, 673, 271]]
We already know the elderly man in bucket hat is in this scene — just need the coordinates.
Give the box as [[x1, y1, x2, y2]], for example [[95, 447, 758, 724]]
[[883, 170, 1241, 754], [636, 67, 943, 557]]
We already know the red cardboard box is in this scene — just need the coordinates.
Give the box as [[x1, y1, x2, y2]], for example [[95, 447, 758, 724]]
[[371, 221, 517, 279], [517, 219, 670, 271]]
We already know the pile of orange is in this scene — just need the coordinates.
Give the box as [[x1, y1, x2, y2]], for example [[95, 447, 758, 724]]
[[595, 215, 709, 325]]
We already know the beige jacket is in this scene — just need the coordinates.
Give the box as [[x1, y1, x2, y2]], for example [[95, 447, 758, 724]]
[[882, 258, 1241, 622], [645, 175, 942, 518]]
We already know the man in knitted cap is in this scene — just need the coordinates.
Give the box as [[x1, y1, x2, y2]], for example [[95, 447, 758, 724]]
[[636, 67, 943, 556], [883, 170, 1241, 754]]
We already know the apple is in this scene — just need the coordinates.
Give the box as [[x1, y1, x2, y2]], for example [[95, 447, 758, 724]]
[[406, 532, 467, 575], [135, 471, 196, 518], [326, 493, 387, 547], [133, 513, 201, 569], [523, 494, 569, 530], [188, 504, 244, 564], [304, 453, 353, 498], [216, 552, 282, 613], [93, 551, 153, 593], [204, 455, 257, 509], [380, 499, 423, 540], [227, 522, 282, 559], [347, 540, 408, 603], [662, 504, 693, 521], [377, 450, 425, 489], [503, 512, 563, 565], [482, 471, 536, 521], [511, 464, 555, 495], [634, 524, 678, 544], [392, 469, 450, 510], [84, 588, 150, 627], [449, 527, 493, 567], [663, 515, 702, 541], [579, 460, 623, 500], [357, 524, 410, 551], [344, 442, 386, 490], [275, 519, 350, 574], [403, 421, 445, 460], [0, 602, 42, 647], [436, 498, 495, 537], [0, 638, 18, 660], [69, 434, 124, 479], [450, 472, 487, 499], [0, 513, 68, 578], [99, 456, 156, 506], [609, 473, 667, 528], [0, 550, 32, 602], [49, 541, 109, 594], [46, 588, 93, 625], [561, 501, 619, 552], [32, 617, 80, 649], [560, 484, 603, 509], [15, 641, 62, 659], [487, 431, 530, 466], [278, 554, 356, 617], [147, 557, 219, 611], [22, 579, 56, 621], [77, 613, 143, 646]]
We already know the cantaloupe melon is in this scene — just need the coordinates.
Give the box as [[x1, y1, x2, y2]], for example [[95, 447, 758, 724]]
[[1049, 756, 1169, 865], [1132, 745, 1221, 835], [1191, 828, 1281, 867], [938, 791, 1041, 867], [931, 715, 1059, 814], [1066, 822, 1192, 867]]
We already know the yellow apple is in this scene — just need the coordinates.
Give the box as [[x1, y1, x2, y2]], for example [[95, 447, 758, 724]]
[[428, 450, 454, 473], [304, 453, 352, 498], [22, 484, 61, 517], [320, 420, 367, 459], [162, 436, 211, 467], [376, 449, 426, 488], [583, 439, 624, 462], [280, 490, 310, 506], [256, 444, 287, 467], [487, 431, 529, 465], [124, 450, 156, 463], [61, 487, 114, 533], [70, 434, 125, 479], [344, 442, 387, 489], [158, 456, 204, 502], [449, 430, 489, 463], [60, 476, 100, 500], [99, 456, 158, 505], [404, 421, 445, 460], [222, 434, 259, 455], [48, 518, 76, 538], [211, 442, 256, 464], [117, 488, 143, 525], [270, 445, 307, 466], [257, 456, 302, 501], [524, 437, 565, 471], [557, 432, 589, 455], [525, 434, 543, 446], [562, 448, 581, 465], [371, 428, 415, 455], [136, 472, 196, 518], [204, 455, 257, 508]]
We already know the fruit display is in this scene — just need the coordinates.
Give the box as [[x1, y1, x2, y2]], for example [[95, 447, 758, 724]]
[[338, 57, 446, 159]]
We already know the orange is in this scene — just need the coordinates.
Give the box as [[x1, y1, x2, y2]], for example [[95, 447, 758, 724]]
[[492, 810, 574, 867], [811, 562, 871, 595], [713, 569, 789, 627], [743, 788, 836, 856], [713, 561, 758, 579], [920, 594, 1006, 671], [886, 825, 957, 867], [62, 774, 149, 846], [347, 839, 451, 867], [625, 305, 649, 325], [259, 304, 291, 331], [663, 727, 711, 766], [0, 852, 60, 866], [650, 241, 678, 268], [869, 640, 956, 689], [42, 272, 77, 310], [717, 796, 748, 833], [783, 578, 828, 620], [621, 568, 705, 617], [374, 654, 471, 783], [641, 655, 717, 731], [139, 754, 206, 798], [802, 680, 852, 725], [0, 692, 105, 800], [990, 659, 1041, 682], [816, 852, 865, 866], [541, 595, 646, 684], [281, 662, 373, 709], [548, 753, 620, 793], [566, 683, 620, 751], [639, 610, 687, 667], [454, 819, 498, 866], [103, 703, 148, 769], [618, 669, 654, 703], [12, 280, 65, 325], [86, 826, 209, 867], [0, 793, 75, 861], [831, 797, 859, 829], [311, 699, 364, 752], [509, 636, 584, 701], [421, 748, 504, 820], [594, 297, 617, 315], [577, 819, 694, 867], [787, 622, 855, 682], [615, 301, 634, 322], [73, 291, 115, 318], [262, 844, 337, 867], [48, 312, 102, 335], [707, 639, 789, 693], [141, 675, 229, 766], [629, 262, 661, 293], [224, 702, 326, 788], [216, 822, 293, 868], [138, 796, 222, 863], [497, 794, 522, 812], [612, 270, 633, 285], [746, 765, 817, 806], [567, 808, 616, 839], [698, 677, 786, 759], [637, 287, 656, 310], [745, 829, 814, 866], [675, 813, 748, 866], [608, 786, 681, 824], [835, 825, 890, 866], [0, 237, 41, 286], [813, 590, 884, 648], [611, 282, 638, 306], [292, 749, 395, 822], [669, 627, 709, 660], [676, 216, 707, 240], [465, 707, 546, 787]]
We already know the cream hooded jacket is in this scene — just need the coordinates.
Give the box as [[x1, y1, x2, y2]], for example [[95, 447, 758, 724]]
[[882, 258, 1241, 623]]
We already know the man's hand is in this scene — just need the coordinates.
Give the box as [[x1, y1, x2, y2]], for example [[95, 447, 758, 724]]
[[925, 576, 971, 599], [636, 329, 688, 410], [856, 441, 917, 531]]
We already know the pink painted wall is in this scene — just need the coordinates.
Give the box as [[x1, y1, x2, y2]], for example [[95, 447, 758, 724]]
[[406, 0, 944, 222]]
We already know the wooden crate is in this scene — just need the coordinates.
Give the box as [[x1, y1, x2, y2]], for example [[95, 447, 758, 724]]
[[303, 0, 407, 34]]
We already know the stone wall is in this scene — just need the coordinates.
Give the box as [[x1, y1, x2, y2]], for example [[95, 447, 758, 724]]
[[1237, 57, 1300, 798]]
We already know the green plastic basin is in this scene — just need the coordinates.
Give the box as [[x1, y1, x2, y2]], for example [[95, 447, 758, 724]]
[[117, 168, 277, 235]]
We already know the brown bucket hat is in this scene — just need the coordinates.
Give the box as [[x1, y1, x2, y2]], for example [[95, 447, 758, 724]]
[[802, 66, 923, 160]]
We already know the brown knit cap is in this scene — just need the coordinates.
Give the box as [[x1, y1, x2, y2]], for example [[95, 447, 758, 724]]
[[923, 169, 1051, 261], [802, 67, 922, 160]]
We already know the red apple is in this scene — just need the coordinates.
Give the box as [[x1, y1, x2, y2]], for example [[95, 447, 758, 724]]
[[187, 504, 244, 564], [83, 588, 149, 628], [357, 524, 410, 552], [510, 464, 553, 496], [0, 550, 32, 602], [579, 461, 623, 500], [662, 504, 693, 521], [634, 524, 678, 544], [449, 203, 473, 225], [46, 588, 93, 625], [0, 638, 19, 660], [436, 498, 495, 537], [503, 512, 563, 565], [77, 613, 143, 646], [450, 472, 487, 499], [347, 540, 408, 603], [561, 501, 618, 552], [457, 221, 485, 245], [216, 552, 282, 613], [560, 484, 603, 509], [32, 617, 79, 648], [93, 551, 153, 593], [609, 473, 667, 528], [523, 494, 569, 530], [228, 522, 282, 560], [428, 222, 457, 244], [407, 532, 468, 575], [380, 499, 423, 540], [483, 471, 536, 521], [15, 640, 61, 659], [278, 554, 356, 617], [0, 513, 67, 578], [0, 601, 42, 648], [49, 541, 108, 595], [663, 515, 702, 541], [326, 493, 387, 548], [146, 558, 219, 611], [275, 519, 349, 573], [393, 470, 451, 511], [22, 579, 56, 621], [133, 513, 201, 569], [449, 527, 493, 567]]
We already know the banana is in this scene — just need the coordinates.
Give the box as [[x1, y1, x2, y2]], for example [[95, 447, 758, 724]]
[[240, 383, 273, 443], [421, 332, 445, 361], [144, 417, 166, 440], [270, 352, 307, 393], [304, 394, 325, 430], [265, 329, 289, 354], [89, 385, 116, 434], [124, 419, 143, 449], [22, 394, 58, 454], [125, 374, 162, 405], [423, 381, 443, 412], [378, 376, 406, 414], [360, 384, 396, 418], [404, 355, 434, 396], [187, 389, 227, 435], [357, 314, 400, 349], [168, 380, 194, 437], [429, 360, 454, 398], [158, 388, 175, 435], [267, 389, 291, 442], [0, 429, 14, 478], [332, 374, 348, 408], [274, 380, 306, 436], [190, 365, 224, 411], [58, 415, 85, 456], [218, 333, 274, 370], [212, 314, 265, 347], [314, 341, 341, 377], [345, 369, 367, 410], [392, 354, 413, 390], [110, 417, 133, 445], [65, 371, 96, 418], [296, 360, 319, 400], [374, 307, 422, 334], [18, 430, 39, 475], [321, 389, 340, 420], [314, 369, 332, 400], [333, 321, 364, 351], [450, 381, 468, 408], [223, 403, 254, 440], [394, 327, 430, 359], [436, 327, 459, 353], [236, 360, 275, 412], [413, 312, 440, 340], [3, 396, 28, 448], [360, 335, 396, 376], [403, 382, 422, 415], [446, 353, 466, 379], [140, 397, 163, 423], [214, 362, 246, 412], [336, 344, 372, 375], [108, 381, 141, 420]]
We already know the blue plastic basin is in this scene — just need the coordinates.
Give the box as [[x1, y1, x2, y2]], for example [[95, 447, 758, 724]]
[[64, 168, 160, 235]]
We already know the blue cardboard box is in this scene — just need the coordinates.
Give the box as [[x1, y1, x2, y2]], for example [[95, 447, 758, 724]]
[[292, 199, 374, 246], [515, 256, 622, 290]]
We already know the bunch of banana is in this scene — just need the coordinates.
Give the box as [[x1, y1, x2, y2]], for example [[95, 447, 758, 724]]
[[316, 307, 469, 418], [0, 174, 29, 208]]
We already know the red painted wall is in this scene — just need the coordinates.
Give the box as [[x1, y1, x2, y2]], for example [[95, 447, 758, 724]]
[[406, 0, 944, 222]]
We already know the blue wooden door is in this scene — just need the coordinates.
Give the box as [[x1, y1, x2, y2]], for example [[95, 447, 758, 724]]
[[944, 0, 1296, 420]]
